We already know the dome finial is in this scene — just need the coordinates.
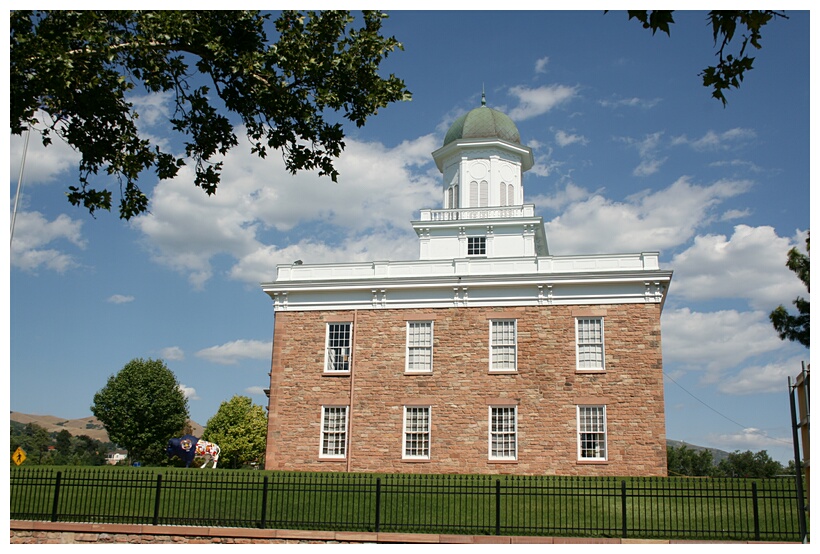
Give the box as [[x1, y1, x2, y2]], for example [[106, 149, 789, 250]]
[[481, 85, 486, 107]]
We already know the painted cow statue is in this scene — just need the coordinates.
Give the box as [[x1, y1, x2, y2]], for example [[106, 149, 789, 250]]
[[166, 434, 221, 468]]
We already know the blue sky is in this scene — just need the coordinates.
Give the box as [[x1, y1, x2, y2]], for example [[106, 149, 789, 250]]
[[6, 10, 811, 464]]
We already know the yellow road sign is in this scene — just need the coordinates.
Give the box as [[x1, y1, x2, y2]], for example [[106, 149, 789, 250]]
[[12, 447, 27, 465]]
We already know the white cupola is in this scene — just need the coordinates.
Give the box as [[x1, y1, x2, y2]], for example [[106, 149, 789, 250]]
[[413, 94, 548, 260]]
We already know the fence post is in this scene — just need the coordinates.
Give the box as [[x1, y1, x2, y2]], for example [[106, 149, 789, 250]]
[[621, 480, 628, 538], [374, 478, 381, 533], [50, 471, 62, 522], [152, 475, 162, 526], [260, 476, 269, 529], [495, 479, 501, 536], [751, 482, 760, 542]]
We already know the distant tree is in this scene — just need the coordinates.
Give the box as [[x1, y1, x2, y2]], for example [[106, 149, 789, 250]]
[[10, 423, 110, 466], [667, 445, 714, 477], [202, 395, 267, 469], [770, 235, 809, 347], [10, 10, 410, 219], [715, 449, 784, 478], [10, 423, 54, 465], [91, 358, 189, 464], [54, 429, 72, 455], [615, 10, 788, 105]]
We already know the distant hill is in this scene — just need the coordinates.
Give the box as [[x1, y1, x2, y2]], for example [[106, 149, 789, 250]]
[[666, 439, 731, 464], [9, 412, 204, 444]]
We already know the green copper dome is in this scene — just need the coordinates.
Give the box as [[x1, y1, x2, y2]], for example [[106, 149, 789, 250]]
[[443, 95, 521, 146]]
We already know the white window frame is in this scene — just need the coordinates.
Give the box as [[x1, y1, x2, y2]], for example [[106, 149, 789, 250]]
[[467, 236, 486, 256], [325, 322, 352, 373], [576, 317, 605, 371], [489, 319, 517, 372], [403, 406, 431, 460], [577, 405, 607, 461], [406, 321, 433, 373], [319, 406, 348, 459], [488, 405, 517, 460]]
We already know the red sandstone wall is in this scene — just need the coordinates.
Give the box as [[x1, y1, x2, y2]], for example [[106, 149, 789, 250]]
[[265, 304, 666, 476]]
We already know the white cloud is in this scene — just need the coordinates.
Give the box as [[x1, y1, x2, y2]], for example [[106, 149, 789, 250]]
[[707, 428, 792, 454], [673, 128, 757, 151], [541, 176, 751, 255], [619, 131, 667, 176], [718, 355, 808, 395], [10, 210, 86, 273], [534, 56, 550, 74], [720, 208, 751, 221], [244, 385, 268, 397], [633, 157, 667, 177], [107, 294, 135, 304], [129, 90, 174, 128], [599, 96, 661, 109], [132, 131, 439, 288], [160, 346, 185, 361], [230, 231, 419, 285], [554, 130, 588, 147], [9, 122, 81, 185], [506, 85, 578, 121], [670, 225, 806, 309], [662, 308, 786, 373], [195, 339, 272, 365], [179, 384, 199, 400]]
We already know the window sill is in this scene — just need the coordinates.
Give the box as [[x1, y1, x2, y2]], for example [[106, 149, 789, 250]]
[[488, 459, 518, 464], [404, 371, 433, 376], [488, 370, 518, 375], [576, 459, 609, 465], [401, 458, 431, 463], [317, 457, 347, 462], [575, 369, 606, 374], [323, 371, 351, 377]]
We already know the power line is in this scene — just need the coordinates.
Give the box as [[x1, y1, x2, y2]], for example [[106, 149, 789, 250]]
[[663, 371, 792, 446]]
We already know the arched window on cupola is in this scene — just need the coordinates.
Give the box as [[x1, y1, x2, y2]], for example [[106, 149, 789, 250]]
[[469, 180, 488, 208], [498, 182, 515, 206], [447, 184, 459, 209]]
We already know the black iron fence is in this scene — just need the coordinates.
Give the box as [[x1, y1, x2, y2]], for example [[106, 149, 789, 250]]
[[9, 467, 808, 542]]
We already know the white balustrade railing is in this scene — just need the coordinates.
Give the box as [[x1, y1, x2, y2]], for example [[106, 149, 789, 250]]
[[417, 204, 535, 222]]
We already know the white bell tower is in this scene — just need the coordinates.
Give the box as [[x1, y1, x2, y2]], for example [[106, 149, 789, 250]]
[[413, 95, 548, 260]]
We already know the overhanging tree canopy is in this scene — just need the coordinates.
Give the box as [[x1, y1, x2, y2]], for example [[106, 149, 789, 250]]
[[10, 10, 411, 219]]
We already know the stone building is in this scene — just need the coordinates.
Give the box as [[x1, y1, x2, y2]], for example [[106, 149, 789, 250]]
[[262, 96, 672, 476]]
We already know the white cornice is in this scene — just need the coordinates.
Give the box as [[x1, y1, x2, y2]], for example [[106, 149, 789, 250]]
[[431, 138, 534, 172], [262, 253, 672, 313]]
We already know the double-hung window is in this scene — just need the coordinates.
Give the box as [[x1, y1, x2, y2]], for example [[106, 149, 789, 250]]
[[406, 321, 433, 373], [320, 406, 348, 458], [326, 322, 352, 373], [489, 406, 517, 460], [577, 405, 607, 461], [490, 319, 517, 372], [576, 317, 604, 371], [403, 406, 431, 459]]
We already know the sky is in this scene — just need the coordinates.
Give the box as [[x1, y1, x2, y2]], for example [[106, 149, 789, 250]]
[[5, 9, 813, 465]]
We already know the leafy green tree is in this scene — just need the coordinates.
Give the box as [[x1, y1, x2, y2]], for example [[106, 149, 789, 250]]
[[10, 10, 410, 219], [667, 445, 714, 477], [715, 449, 784, 478], [91, 358, 189, 464], [203, 395, 267, 469], [616, 10, 788, 105], [54, 429, 72, 455], [10, 423, 54, 465], [770, 235, 809, 347]]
